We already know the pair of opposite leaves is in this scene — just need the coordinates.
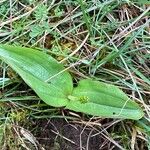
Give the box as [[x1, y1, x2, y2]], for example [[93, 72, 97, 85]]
[[0, 45, 144, 120]]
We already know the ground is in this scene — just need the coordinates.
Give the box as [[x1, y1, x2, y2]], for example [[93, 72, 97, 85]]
[[0, 0, 150, 150]]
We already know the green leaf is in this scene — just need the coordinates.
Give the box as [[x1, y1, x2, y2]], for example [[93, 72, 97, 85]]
[[54, 6, 64, 17], [135, 118, 150, 136], [135, 118, 150, 148], [34, 4, 48, 20], [66, 79, 144, 120], [0, 45, 73, 107], [135, 0, 150, 4], [0, 45, 144, 120], [29, 25, 44, 38]]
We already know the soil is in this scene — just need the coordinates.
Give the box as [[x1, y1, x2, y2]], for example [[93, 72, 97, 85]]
[[33, 119, 118, 150]]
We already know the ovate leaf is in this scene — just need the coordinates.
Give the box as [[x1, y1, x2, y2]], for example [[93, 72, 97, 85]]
[[66, 79, 144, 120], [0, 45, 144, 120], [0, 45, 73, 107]]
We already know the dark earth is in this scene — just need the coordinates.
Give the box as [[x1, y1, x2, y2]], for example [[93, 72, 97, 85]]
[[34, 119, 118, 150]]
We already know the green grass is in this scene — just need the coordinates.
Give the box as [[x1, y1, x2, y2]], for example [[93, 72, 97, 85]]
[[0, 0, 150, 149]]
